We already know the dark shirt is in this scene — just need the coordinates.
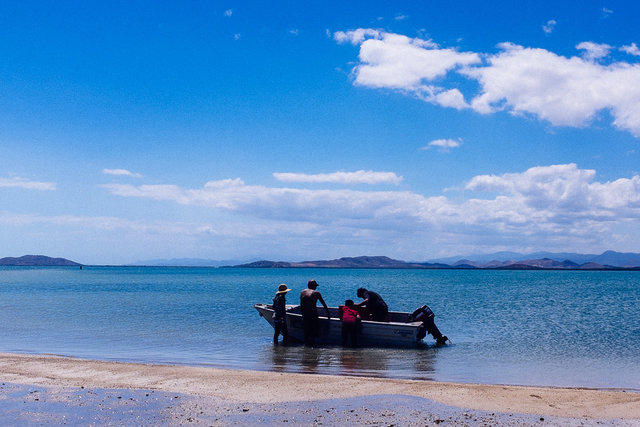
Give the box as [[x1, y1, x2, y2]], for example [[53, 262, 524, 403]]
[[363, 290, 387, 312], [273, 293, 287, 320], [300, 288, 323, 317]]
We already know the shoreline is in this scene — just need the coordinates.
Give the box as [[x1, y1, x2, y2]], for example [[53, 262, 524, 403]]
[[1, 352, 639, 424]]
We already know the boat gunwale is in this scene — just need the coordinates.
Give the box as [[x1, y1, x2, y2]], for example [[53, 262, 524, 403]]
[[253, 303, 424, 327]]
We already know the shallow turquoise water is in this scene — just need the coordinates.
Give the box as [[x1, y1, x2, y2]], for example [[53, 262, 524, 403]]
[[0, 266, 638, 389]]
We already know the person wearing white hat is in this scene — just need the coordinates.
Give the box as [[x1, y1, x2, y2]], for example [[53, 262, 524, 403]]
[[273, 283, 291, 345]]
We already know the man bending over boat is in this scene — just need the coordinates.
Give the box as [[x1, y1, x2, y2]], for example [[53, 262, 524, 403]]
[[355, 288, 389, 322], [300, 280, 331, 346]]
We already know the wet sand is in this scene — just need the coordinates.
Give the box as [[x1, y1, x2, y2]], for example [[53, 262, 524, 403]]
[[1, 353, 638, 425]]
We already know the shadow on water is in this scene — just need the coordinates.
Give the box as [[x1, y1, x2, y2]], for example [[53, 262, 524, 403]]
[[264, 343, 443, 380]]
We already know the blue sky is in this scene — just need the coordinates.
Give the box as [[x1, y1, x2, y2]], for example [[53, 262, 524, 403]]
[[2, 1, 640, 264]]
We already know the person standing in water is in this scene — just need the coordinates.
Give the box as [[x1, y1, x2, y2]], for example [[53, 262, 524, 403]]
[[272, 283, 291, 345], [300, 279, 331, 346], [339, 299, 360, 347]]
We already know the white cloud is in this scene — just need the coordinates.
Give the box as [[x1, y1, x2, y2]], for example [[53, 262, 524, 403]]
[[465, 163, 640, 215], [0, 176, 56, 191], [466, 164, 596, 208], [464, 43, 603, 121], [542, 19, 557, 34], [102, 165, 640, 248], [621, 43, 640, 57], [464, 43, 640, 134], [576, 41, 612, 61], [273, 170, 403, 185], [336, 29, 640, 136], [334, 29, 480, 108], [421, 138, 462, 152], [334, 28, 384, 45], [430, 88, 468, 110], [224, 9, 232, 17], [102, 180, 426, 227], [102, 168, 143, 178]]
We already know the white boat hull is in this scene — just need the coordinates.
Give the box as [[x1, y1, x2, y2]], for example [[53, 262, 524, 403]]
[[254, 303, 425, 347]]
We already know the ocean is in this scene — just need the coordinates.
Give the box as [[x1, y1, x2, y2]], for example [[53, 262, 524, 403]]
[[0, 266, 638, 390]]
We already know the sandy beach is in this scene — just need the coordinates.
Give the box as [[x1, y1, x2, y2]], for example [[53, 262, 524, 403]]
[[0, 353, 638, 425]]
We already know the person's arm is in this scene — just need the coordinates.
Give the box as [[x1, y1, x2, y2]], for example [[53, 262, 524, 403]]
[[355, 297, 369, 308], [318, 295, 331, 319]]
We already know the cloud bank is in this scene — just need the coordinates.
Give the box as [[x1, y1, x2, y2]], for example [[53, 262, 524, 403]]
[[101, 164, 640, 254], [8, 165, 637, 260], [334, 29, 640, 136]]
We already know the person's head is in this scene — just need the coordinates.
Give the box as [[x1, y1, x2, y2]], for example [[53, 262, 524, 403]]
[[356, 287, 367, 298], [308, 279, 318, 289], [345, 299, 354, 308], [276, 283, 291, 295]]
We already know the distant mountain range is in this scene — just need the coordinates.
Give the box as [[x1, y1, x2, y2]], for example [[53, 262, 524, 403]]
[[233, 256, 447, 269], [427, 250, 640, 267], [4, 251, 640, 269], [127, 258, 255, 267], [426, 250, 640, 268], [233, 251, 640, 269], [0, 255, 81, 266]]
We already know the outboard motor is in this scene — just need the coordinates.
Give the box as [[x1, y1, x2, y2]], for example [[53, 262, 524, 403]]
[[409, 305, 448, 345]]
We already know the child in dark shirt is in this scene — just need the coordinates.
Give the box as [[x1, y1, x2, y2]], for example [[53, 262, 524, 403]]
[[272, 284, 291, 345], [339, 299, 360, 347]]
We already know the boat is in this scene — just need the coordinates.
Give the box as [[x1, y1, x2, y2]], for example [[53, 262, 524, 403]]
[[254, 303, 433, 347]]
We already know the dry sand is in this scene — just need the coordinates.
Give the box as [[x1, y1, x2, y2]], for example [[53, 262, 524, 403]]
[[1, 352, 639, 425]]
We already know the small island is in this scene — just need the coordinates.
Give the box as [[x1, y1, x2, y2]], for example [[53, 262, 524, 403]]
[[0, 255, 81, 267]]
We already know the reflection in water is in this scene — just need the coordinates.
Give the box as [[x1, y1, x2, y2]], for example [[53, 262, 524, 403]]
[[338, 348, 389, 376], [264, 343, 441, 380], [300, 346, 320, 374], [411, 346, 438, 380], [339, 349, 359, 374], [271, 345, 288, 373]]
